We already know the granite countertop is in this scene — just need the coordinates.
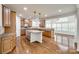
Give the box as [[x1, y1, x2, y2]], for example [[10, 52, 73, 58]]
[[21, 27, 54, 31]]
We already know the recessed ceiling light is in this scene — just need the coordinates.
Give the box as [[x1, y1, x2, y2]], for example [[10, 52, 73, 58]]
[[58, 9, 62, 12], [19, 14, 22, 17], [44, 14, 47, 17], [24, 7, 27, 11]]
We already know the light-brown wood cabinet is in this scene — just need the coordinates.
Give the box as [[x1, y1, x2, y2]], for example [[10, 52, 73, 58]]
[[4, 11, 16, 33], [10, 11, 16, 33], [3, 6, 11, 27], [28, 19, 32, 27], [40, 20, 45, 27], [1, 34, 16, 54], [2, 36, 11, 53], [0, 37, 2, 53], [21, 18, 25, 27], [43, 31, 51, 37], [43, 30, 54, 39], [21, 29, 26, 36]]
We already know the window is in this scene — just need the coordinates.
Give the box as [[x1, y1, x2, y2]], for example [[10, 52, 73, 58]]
[[45, 15, 77, 35], [45, 15, 77, 47], [52, 24, 56, 30], [32, 20, 40, 27], [56, 23, 61, 32], [45, 20, 52, 28], [62, 23, 68, 32]]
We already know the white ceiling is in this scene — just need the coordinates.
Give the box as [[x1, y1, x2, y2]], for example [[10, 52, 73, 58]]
[[5, 4, 76, 19]]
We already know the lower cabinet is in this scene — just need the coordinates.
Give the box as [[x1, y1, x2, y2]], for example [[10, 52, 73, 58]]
[[21, 29, 26, 36], [0, 37, 2, 53], [43, 31, 52, 37], [43, 31, 54, 39], [2, 34, 16, 53], [10, 35, 16, 50], [2, 37, 11, 53]]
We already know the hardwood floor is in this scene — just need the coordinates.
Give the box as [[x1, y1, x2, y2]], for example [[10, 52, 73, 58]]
[[9, 35, 78, 54], [11, 36, 61, 54]]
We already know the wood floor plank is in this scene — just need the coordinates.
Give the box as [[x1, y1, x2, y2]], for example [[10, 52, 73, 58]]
[[11, 36, 61, 54]]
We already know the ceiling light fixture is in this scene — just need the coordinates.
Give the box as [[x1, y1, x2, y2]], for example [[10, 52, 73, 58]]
[[58, 9, 62, 12], [24, 7, 27, 11], [33, 11, 41, 19]]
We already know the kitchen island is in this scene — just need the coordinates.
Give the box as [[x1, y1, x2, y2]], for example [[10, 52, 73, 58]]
[[26, 30, 43, 43], [21, 27, 55, 43], [23, 27, 54, 37]]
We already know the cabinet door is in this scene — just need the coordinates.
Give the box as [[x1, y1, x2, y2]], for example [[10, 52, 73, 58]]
[[43, 31, 51, 37], [8, 8, 10, 26], [3, 6, 10, 26], [21, 18, 25, 27], [0, 37, 2, 53], [51, 31, 54, 39], [2, 36, 11, 53], [2, 35, 16, 53], [10, 35, 16, 50]]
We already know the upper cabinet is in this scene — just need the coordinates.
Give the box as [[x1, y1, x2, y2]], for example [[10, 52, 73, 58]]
[[21, 18, 25, 27], [3, 6, 11, 27], [0, 4, 2, 27], [40, 20, 45, 27]]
